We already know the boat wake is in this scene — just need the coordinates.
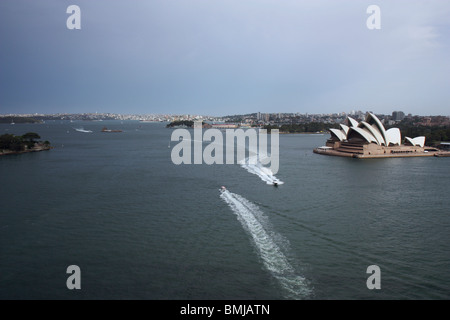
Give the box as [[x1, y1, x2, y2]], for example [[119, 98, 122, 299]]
[[220, 189, 311, 299], [239, 156, 283, 185], [74, 128, 93, 133]]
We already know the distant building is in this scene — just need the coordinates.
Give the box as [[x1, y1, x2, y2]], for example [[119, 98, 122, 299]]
[[313, 112, 440, 158], [392, 111, 405, 121], [438, 142, 450, 151]]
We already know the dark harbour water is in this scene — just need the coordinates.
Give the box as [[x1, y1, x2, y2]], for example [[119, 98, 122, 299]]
[[1, 120, 449, 300]]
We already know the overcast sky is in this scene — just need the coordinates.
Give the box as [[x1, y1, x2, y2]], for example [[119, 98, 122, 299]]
[[1, 0, 449, 116]]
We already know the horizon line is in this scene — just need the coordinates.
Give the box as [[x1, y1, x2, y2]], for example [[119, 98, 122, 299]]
[[1, 111, 450, 117]]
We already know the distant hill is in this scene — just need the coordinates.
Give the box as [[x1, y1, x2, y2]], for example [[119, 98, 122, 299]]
[[0, 116, 41, 124]]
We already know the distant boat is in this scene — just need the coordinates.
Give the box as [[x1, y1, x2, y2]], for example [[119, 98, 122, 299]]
[[75, 128, 93, 133], [101, 127, 122, 133], [11, 119, 15, 125]]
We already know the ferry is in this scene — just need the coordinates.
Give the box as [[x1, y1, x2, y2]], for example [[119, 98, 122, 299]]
[[101, 127, 122, 133]]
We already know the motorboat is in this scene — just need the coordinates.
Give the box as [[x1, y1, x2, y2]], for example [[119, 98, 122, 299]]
[[75, 128, 93, 133]]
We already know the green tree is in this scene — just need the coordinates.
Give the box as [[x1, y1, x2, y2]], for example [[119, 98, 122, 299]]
[[22, 132, 40, 141], [166, 120, 195, 128], [21, 132, 41, 148], [0, 134, 24, 151]]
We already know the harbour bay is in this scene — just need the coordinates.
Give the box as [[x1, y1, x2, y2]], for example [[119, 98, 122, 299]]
[[0, 121, 449, 299]]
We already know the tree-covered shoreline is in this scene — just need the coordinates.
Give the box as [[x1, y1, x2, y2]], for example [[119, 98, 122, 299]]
[[166, 120, 195, 128], [166, 120, 208, 128], [0, 117, 41, 124], [264, 122, 340, 134], [264, 121, 449, 146]]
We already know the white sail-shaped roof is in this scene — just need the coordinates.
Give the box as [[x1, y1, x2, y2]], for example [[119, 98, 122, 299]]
[[414, 136, 425, 147], [360, 121, 386, 146], [366, 113, 387, 145], [386, 128, 401, 146], [340, 124, 350, 136], [347, 127, 378, 144], [347, 117, 359, 128], [405, 136, 425, 147], [326, 113, 411, 148], [329, 128, 347, 141]]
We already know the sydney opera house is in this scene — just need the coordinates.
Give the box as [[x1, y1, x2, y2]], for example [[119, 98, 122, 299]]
[[314, 112, 442, 158]]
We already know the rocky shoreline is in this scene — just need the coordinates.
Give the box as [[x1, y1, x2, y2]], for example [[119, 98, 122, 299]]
[[0, 145, 53, 156]]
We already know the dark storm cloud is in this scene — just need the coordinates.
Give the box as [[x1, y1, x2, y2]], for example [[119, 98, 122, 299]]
[[1, 0, 449, 115]]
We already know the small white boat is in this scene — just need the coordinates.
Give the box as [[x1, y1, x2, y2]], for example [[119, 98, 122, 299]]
[[75, 128, 93, 133]]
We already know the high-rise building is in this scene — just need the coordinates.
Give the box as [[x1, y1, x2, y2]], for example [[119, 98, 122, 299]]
[[392, 111, 405, 121]]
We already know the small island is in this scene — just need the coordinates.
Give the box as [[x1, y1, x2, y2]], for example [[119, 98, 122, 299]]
[[166, 120, 212, 128], [166, 120, 195, 128], [0, 132, 52, 156]]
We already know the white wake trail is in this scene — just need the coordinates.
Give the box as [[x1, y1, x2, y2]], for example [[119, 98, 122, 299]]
[[220, 189, 311, 299], [239, 155, 283, 185]]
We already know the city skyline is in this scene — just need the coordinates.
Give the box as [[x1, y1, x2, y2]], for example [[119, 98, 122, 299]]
[[1, 1, 450, 116], [2, 109, 448, 123], [0, 108, 448, 117]]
